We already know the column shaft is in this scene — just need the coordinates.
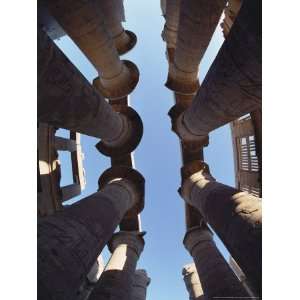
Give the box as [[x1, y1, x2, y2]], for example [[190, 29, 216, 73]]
[[48, 0, 122, 79], [181, 0, 261, 136], [184, 227, 249, 299], [96, 0, 133, 54], [182, 263, 204, 300], [182, 165, 262, 294], [89, 232, 145, 300], [162, 0, 181, 49], [131, 269, 151, 300], [167, 0, 226, 93], [38, 27, 126, 141], [38, 181, 137, 300]]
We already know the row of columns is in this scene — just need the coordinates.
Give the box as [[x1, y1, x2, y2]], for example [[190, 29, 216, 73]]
[[38, 2, 149, 299], [161, 0, 262, 298]]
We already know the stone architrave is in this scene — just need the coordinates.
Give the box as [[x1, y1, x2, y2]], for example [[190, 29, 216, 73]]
[[175, 0, 261, 142], [47, 0, 139, 99], [88, 231, 145, 300], [182, 263, 204, 300], [181, 161, 262, 294], [131, 269, 151, 300], [97, 0, 136, 55], [161, 0, 181, 50], [184, 226, 249, 299], [38, 174, 143, 300], [166, 0, 226, 94], [38, 27, 128, 142]]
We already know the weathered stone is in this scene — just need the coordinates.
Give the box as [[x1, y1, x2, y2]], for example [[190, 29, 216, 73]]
[[175, 0, 261, 139], [47, 0, 139, 99], [88, 231, 145, 300], [166, 0, 226, 94], [38, 175, 142, 300], [97, 0, 137, 55], [131, 269, 151, 300], [181, 160, 262, 294], [184, 226, 249, 299]]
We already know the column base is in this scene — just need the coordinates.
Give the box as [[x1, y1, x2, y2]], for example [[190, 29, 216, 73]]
[[116, 30, 137, 55], [95, 106, 143, 157], [93, 60, 139, 100], [98, 166, 145, 215]]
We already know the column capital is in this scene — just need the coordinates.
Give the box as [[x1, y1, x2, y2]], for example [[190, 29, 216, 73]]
[[98, 166, 145, 214], [183, 225, 212, 255], [108, 231, 146, 256], [179, 160, 215, 202], [96, 106, 143, 157], [134, 269, 151, 287]]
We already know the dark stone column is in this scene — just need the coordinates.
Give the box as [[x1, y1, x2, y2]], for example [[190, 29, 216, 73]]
[[89, 231, 145, 300], [97, 0, 137, 55], [181, 161, 262, 294], [184, 226, 250, 299], [166, 0, 226, 94], [38, 168, 145, 300], [38, 28, 142, 155], [46, 0, 139, 99], [174, 0, 261, 142]]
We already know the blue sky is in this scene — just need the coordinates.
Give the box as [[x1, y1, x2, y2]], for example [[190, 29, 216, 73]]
[[54, 1, 235, 299]]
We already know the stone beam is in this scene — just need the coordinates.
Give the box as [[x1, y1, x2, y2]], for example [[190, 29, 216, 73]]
[[89, 231, 145, 300], [46, 0, 139, 99], [184, 226, 249, 298], [38, 28, 142, 156], [180, 160, 262, 295], [166, 0, 227, 94], [38, 167, 145, 300], [173, 0, 262, 142]]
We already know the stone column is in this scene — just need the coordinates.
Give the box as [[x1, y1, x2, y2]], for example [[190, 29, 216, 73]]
[[38, 28, 142, 156], [182, 263, 204, 300], [161, 0, 181, 51], [131, 269, 151, 300], [47, 0, 139, 99], [97, 0, 137, 55], [174, 0, 261, 142], [181, 160, 262, 295], [77, 255, 105, 300], [184, 226, 249, 299], [166, 0, 226, 94], [89, 231, 145, 300], [54, 136, 77, 152], [38, 167, 145, 300]]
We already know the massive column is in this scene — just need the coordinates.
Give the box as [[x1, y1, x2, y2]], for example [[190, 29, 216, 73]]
[[161, 0, 181, 53], [38, 167, 145, 300], [97, 0, 137, 55], [182, 263, 204, 300], [184, 226, 249, 299], [180, 160, 262, 294], [46, 0, 139, 99], [131, 269, 151, 300], [166, 0, 226, 94], [38, 28, 142, 155], [89, 231, 145, 300], [173, 0, 262, 143]]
